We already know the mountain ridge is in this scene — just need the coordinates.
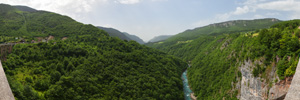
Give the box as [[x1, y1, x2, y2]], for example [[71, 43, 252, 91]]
[[97, 26, 145, 44], [0, 4, 186, 100], [148, 35, 173, 43], [147, 19, 300, 99]]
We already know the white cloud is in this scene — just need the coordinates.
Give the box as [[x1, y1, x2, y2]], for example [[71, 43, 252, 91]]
[[216, 5, 253, 21], [0, 0, 103, 13], [257, 0, 300, 11], [233, 6, 250, 15], [0, 0, 109, 23], [115, 0, 141, 4], [216, 0, 300, 21]]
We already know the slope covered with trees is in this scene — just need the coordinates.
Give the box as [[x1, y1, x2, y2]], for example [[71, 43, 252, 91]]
[[147, 18, 281, 61], [0, 4, 187, 100], [148, 19, 300, 99], [148, 35, 173, 43], [97, 26, 145, 44]]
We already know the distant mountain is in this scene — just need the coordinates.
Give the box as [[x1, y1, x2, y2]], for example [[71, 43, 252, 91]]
[[0, 4, 187, 100], [97, 26, 145, 44], [148, 35, 173, 43], [147, 18, 281, 58], [169, 18, 281, 41], [13, 5, 37, 12], [123, 32, 145, 44]]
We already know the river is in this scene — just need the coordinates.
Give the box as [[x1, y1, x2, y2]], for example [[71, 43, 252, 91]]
[[182, 69, 194, 100]]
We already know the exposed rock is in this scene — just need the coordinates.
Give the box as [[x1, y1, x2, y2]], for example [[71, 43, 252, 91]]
[[47, 35, 55, 41], [240, 60, 265, 100], [285, 59, 300, 100], [239, 59, 271, 100], [220, 39, 231, 50], [238, 57, 296, 100], [268, 77, 292, 100]]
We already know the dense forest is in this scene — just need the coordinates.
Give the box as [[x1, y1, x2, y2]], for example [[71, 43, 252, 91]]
[[0, 4, 187, 100], [147, 19, 300, 99]]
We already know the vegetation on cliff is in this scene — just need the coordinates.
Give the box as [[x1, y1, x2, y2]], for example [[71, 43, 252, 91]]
[[148, 19, 300, 99], [0, 4, 187, 100]]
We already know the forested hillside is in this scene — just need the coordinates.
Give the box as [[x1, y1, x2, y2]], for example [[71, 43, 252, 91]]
[[147, 18, 281, 61], [0, 4, 187, 100], [148, 19, 300, 99], [97, 26, 145, 44], [148, 35, 173, 43]]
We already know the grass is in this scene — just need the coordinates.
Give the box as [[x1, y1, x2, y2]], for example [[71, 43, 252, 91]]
[[177, 40, 193, 44], [252, 33, 259, 37]]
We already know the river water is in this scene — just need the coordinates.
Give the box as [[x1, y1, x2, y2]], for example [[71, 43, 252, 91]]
[[182, 69, 193, 100]]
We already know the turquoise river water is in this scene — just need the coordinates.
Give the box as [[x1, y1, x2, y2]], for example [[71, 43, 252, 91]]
[[182, 69, 193, 100]]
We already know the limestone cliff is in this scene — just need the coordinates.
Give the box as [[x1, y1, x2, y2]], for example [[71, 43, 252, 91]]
[[238, 59, 293, 100]]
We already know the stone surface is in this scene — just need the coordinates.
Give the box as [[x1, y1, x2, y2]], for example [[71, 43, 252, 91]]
[[240, 60, 266, 100], [285, 59, 300, 100], [268, 77, 292, 100], [239, 59, 279, 100], [0, 60, 15, 100]]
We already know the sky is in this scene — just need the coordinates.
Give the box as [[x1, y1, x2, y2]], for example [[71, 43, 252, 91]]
[[0, 0, 300, 42]]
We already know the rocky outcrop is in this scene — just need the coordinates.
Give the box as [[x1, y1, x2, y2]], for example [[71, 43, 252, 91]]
[[0, 60, 15, 100], [239, 60, 267, 100], [238, 58, 298, 100], [268, 77, 292, 100], [285, 59, 300, 100], [239, 59, 281, 100]]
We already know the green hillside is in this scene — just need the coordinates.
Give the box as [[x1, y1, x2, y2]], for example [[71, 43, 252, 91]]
[[147, 19, 300, 99], [148, 35, 173, 43], [97, 26, 145, 44], [123, 32, 145, 44], [147, 18, 281, 61], [0, 4, 187, 100]]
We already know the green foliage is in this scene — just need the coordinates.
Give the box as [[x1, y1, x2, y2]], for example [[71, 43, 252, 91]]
[[252, 64, 265, 77], [1, 4, 188, 100], [4, 41, 187, 100], [148, 19, 300, 99]]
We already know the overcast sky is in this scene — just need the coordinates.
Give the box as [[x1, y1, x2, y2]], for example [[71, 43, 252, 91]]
[[1, 0, 300, 42]]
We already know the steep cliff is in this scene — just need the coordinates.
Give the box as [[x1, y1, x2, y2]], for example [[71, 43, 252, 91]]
[[148, 19, 300, 99]]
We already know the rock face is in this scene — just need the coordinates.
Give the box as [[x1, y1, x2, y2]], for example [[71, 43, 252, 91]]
[[0, 60, 15, 100], [239, 59, 282, 100], [238, 59, 295, 100], [285, 59, 300, 100], [268, 77, 292, 100], [240, 60, 267, 100]]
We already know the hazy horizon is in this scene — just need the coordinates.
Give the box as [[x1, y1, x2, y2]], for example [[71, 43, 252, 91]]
[[1, 0, 299, 41]]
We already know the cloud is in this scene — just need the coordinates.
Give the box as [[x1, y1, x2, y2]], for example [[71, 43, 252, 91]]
[[216, 0, 300, 21], [1, 0, 104, 13], [233, 6, 250, 15], [115, 0, 141, 4], [256, 0, 300, 11], [195, 0, 300, 28], [216, 5, 253, 21], [0, 0, 109, 22], [255, 0, 300, 19]]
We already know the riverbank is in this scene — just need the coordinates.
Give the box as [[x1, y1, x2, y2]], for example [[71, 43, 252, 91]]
[[182, 69, 197, 100], [191, 93, 197, 100]]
